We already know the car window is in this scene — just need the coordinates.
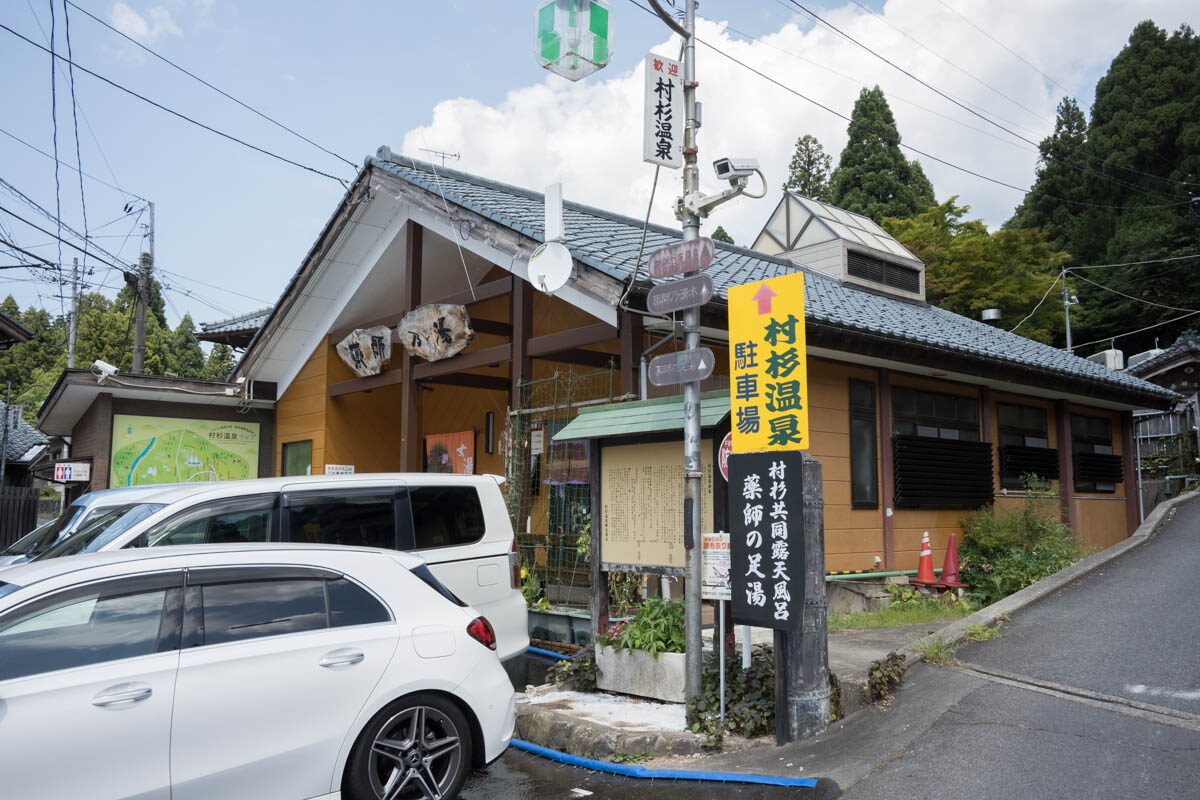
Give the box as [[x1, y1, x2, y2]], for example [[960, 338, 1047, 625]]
[[199, 579, 328, 645], [147, 495, 276, 548], [34, 503, 166, 560], [285, 493, 396, 549], [2, 505, 84, 556], [0, 585, 169, 681], [409, 486, 486, 549], [328, 577, 391, 627]]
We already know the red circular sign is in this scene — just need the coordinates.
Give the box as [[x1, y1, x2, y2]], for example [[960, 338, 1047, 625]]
[[719, 432, 733, 482]]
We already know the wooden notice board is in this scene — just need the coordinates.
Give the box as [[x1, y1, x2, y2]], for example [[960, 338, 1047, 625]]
[[601, 439, 714, 572]]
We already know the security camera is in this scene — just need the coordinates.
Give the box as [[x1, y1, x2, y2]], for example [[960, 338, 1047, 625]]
[[92, 359, 118, 379], [713, 157, 761, 183]]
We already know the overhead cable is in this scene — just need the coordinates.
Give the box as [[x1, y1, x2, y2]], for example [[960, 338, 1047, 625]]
[[0, 203, 134, 275], [934, 0, 1071, 95]]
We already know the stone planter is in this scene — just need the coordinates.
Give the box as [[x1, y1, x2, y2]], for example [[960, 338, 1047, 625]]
[[594, 645, 686, 703]]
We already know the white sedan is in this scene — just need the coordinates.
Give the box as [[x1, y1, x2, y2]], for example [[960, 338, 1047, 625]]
[[0, 545, 515, 800]]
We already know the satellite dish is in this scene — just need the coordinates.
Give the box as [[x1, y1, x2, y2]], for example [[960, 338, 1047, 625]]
[[527, 241, 572, 293]]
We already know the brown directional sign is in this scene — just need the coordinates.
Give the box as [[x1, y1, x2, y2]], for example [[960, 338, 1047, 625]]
[[646, 274, 714, 315], [648, 347, 716, 386], [648, 237, 715, 279]]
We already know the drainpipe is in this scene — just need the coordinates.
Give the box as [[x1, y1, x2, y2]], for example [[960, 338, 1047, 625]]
[[639, 328, 678, 400]]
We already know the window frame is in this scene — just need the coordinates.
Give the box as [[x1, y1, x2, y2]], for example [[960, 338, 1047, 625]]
[[891, 386, 980, 442], [997, 402, 1053, 489], [280, 487, 405, 550], [1072, 414, 1118, 493], [405, 484, 488, 552], [142, 493, 280, 548], [281, 440, 313, 477], [849, 379, 879, 509], [0, 570, 184, 681]]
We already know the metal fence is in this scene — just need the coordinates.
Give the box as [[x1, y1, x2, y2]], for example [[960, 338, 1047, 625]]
[[0, 486, 41, 549]]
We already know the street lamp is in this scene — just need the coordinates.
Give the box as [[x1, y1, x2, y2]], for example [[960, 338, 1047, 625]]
[[535, 0, 613, 81]]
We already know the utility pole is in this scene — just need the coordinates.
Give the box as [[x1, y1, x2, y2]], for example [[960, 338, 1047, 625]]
[[67, 257, 79, 369], [132, 201, 153, 375], [1061, 266, 1073, 355]]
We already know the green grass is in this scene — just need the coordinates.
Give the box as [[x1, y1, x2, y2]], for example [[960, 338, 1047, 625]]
[[829, 601, 975, 633], [917, 636, 958, 666]]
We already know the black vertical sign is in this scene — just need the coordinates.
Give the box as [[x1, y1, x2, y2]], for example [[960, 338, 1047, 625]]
[[729, 450, 805, 630]]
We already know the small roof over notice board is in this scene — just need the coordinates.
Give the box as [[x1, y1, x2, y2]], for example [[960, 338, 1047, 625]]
[[552, 390, 731, 441]]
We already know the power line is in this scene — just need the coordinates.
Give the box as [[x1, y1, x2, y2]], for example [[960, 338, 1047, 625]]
[[65, 0, 359, 173], [779, 0, 1184, 200], [1074, 309, 1200, 351], [625, 1, 1189, 211], [0, 237, 59, 269], [1066, 270, 1198, 314], [0, 203, 133, 275], [0, 176, 134, 268], [1008, 273, 1060, 333], [48, 0, 66, 319], [64, 0, 90, 299], [0, 125, 145, 200], [1066, 253, 1200, 270], [0, 22, 352, 185], [156, 267, 271, 305], [934, 0, 1070, 95], [845, 0, 1050, 126]]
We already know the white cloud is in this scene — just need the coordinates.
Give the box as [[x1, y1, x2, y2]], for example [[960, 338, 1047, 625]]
[[401, 1, 1195, 242], [109, 2, 182, 45]]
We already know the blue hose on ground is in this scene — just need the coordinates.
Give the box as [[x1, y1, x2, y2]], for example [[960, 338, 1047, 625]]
[[526, 645, 571, 661], [511, 738, 819, 788]]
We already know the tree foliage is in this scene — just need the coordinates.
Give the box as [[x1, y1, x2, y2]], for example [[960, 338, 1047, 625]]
[[782, 134, 833, 201], [710, 225, 734, 245], [0, 287, 236, 425], [884, 200, 1068, 344], [830, 87, 935, 223]]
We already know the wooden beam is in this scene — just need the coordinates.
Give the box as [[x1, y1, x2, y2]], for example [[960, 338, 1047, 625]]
[[470, 318, 512, 337], [879, 368, 895, 570], [619, 311, 642, 397], [1056, 400, 1076, 532], [328, 276, 514, 342], [329, 368, 405, 398], [538, 349, 618, 369], [511, 279, 532, 408], [412, 343, 512, 381], [400, 222, 423, 472], [419, 373, 510, 392], [1121, 410, 1139, 535], [981, 386, 995, 497], [527, 322, 618, 358]]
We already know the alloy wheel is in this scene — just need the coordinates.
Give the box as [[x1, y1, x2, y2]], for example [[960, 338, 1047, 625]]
[[367, 705, 463, 800]]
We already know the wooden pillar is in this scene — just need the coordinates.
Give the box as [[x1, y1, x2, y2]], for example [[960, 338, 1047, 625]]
[[980, 386, 995, 497], [1121, 410, 1140, 535], [589, 442, 609, 638], [878, 368, 895, 569], [619, 310, 643, 398], [1055, 400, 1076, 531], [399, 221, 423, 472], [511, 278, 533, 409]]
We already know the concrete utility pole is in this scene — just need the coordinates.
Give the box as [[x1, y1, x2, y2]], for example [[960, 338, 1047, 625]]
[[1061, 267, 1074, 355], [67, 257, 79, 369], [132, 202, 153, 375]]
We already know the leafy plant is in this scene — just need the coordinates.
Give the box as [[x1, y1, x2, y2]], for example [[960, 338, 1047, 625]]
[[548, 652, 598, 691], [610, 752, 652, 764], [966, 622, 1004, 642], [607, 572, 643, 614], [917, 637, 957, 666], [862, 652, 907, 703], [959, 476, 1084, 606], [596, 597, 684, 658], [686, 644, 777, 738], [519, 560, 549, 612], [829, 671, 843, 722]]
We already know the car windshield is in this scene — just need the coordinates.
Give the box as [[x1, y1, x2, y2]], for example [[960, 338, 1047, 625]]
[[34, 503, 166, 560], [0, 580, 20, 600], [1, 505, 86, 557]]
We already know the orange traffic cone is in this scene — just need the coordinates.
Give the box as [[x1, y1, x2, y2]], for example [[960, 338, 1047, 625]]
[[915, 530, 937, 585], [940, 532, 966, 588]]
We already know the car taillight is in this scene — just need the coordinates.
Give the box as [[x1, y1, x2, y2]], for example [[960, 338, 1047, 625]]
[[467, 616, 497, 651], [510, 539, 520, 590]]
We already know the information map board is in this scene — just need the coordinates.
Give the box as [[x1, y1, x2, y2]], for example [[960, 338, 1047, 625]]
[[600, 439, 714, 571], [110, 414, 259, 488]]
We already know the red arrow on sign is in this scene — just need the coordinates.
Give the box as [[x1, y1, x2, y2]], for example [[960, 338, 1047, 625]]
[[753, 284, 777, 315]]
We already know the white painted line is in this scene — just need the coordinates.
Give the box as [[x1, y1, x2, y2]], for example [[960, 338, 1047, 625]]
[[1126, 684, 1200, 701], [571, 789, 594, 797]]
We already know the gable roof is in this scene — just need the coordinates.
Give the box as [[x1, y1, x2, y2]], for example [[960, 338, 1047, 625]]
[[1125, 330, 1200, 380], [198, 307, 272, 349], [752, 192, 920, 263], [0, 403, 48, 463], [369, 154, 1176, 407]]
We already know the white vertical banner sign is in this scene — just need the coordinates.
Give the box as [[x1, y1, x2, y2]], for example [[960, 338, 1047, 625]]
[[642, 53, 683, 169]]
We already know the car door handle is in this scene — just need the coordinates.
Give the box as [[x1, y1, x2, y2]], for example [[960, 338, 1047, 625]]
[[319, 649, 365, 668], [92, 683, 153, 707]]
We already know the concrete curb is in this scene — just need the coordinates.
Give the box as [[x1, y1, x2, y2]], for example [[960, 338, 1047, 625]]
[[514, 703, 712, 761], [901, 490, 1199, 663]]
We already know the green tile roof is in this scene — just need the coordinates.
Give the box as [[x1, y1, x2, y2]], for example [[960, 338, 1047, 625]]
[[553, 390, 731, 441]]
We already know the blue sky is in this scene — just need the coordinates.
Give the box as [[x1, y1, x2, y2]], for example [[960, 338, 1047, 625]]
[[1, 1, 1193, 330]]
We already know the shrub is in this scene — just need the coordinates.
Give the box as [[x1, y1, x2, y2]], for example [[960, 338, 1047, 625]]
[[548, 652, 598, 691], [519, 560, 549, 611], [959, 478, 1083, 606], [595, 596, 684, 658], [687, 644, 776, 738], [862, 652, 907, 702]]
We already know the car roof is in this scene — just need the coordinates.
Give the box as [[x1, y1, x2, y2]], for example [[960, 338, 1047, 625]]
[[110, 472, 503, 506], [72, 483, 189, 508], [0, 543, 426, 591]]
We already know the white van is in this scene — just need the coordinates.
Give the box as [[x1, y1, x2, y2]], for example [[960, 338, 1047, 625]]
[[32, 474, 529, 661]]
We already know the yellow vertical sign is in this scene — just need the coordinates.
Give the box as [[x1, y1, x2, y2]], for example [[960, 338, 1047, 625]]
[[727, 271, 809, 454]]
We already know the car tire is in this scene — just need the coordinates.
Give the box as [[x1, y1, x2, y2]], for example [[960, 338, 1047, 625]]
[[343, 692, 473, 800]]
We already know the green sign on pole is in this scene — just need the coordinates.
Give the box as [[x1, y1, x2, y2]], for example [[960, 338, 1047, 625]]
[[535, 0, 612, 81]]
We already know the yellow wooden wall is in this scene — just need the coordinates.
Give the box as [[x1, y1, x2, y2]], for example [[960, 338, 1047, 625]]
[[275, 341, 328, 474]]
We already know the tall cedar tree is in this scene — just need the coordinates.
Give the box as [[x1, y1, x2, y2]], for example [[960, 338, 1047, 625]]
[[830, 87, 935, 223], [885, 199, 1068, 344], [782, 134, 833, 201], [711, 225, 734, 244], [1006, 97, 1090, 251]]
